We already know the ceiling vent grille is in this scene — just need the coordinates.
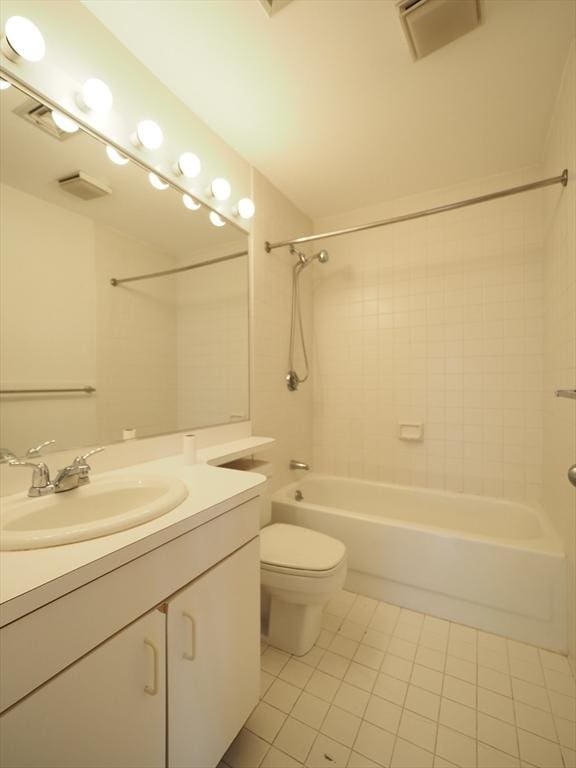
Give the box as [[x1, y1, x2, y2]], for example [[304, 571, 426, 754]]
[[258, 0, 295, 18], [397, 0, 481, 60], [58, 172, 112, 201], [13, 98, 78, 141]]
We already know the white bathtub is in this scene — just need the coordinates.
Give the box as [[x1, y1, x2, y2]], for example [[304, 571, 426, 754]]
[[271, 474, 567, 652]]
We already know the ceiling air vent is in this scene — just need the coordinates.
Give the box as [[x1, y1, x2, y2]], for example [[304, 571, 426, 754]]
[[58, 172, 112, 201], [13, 98, 78, 141], [397, 0, 480, 60], [258, 0, 295, 18]]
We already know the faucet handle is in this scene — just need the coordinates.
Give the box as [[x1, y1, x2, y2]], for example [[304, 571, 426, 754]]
[[26, 440, 56, 458], [8, 459, 52, 495], [73, 446, 105, 466], [0, 448, 17, 464]]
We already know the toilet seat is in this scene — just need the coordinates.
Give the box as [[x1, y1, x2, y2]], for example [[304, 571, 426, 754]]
[[260, 523, 346, 577]]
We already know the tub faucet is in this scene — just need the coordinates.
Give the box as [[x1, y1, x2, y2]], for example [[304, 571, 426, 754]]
[[290, 460, 310, 471]]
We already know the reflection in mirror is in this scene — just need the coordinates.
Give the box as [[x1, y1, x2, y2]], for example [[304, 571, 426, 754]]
[[0, 84, 250, 457]]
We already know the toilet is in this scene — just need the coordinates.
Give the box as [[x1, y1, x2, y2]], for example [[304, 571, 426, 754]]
[[260, 523, 347, 656]]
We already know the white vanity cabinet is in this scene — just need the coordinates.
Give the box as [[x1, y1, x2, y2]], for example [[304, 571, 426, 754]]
[[0, 608, 167, 768], [167, 538, 260, 768], [0, 493, 262, 768]]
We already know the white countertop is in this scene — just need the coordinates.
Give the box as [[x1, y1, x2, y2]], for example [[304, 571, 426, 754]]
[[0, 454, 267, 627]]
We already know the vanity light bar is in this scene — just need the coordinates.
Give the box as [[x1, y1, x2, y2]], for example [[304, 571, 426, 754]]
[[0, 29, 254, 225]]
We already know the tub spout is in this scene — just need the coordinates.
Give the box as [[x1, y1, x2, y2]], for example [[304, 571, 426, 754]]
[[290, 460, 310, 471]]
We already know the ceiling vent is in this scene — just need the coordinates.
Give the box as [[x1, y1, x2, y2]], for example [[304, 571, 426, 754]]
[[58, 172, 112, 201], [397, 0, 481, 60], [13, 98, 78, 141], [258, 0, 295, 17]]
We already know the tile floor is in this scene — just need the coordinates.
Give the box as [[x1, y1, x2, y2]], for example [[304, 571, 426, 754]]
[[222, 591, 576, 768]]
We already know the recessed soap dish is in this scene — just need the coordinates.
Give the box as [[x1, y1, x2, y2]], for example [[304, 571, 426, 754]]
[[399, 423, 423, 441]]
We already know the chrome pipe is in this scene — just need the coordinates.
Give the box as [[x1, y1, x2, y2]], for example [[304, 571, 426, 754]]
[[110, 250, 248, 286], [265, 170, 568, 252]]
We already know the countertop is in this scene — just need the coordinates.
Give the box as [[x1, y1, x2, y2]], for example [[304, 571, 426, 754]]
[[0, 453, 268, 627]]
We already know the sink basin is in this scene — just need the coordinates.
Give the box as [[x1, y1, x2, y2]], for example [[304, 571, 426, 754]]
[[0, 476, 189, 551]]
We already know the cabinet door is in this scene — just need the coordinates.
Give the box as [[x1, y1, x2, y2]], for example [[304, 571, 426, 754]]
[[168, 538, 260, 768], [0, 608, 166, 768]]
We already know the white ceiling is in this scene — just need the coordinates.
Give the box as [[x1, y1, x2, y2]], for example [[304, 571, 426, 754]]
[[83, 0, 576, 219]]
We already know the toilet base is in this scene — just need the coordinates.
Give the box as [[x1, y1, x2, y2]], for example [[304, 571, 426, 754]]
[[267, 596, 323, 656]]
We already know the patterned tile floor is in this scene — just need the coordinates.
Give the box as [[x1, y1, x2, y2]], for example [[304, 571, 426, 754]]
[[222, 591, 576, 768]]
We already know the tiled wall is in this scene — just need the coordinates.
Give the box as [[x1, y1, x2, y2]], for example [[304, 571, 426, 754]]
[[251, 170, 314, 495], [95, 226, 178, 443], [311, 167, 546, 503], [176, 245, 249, 429], [542, 41, 576, 663]]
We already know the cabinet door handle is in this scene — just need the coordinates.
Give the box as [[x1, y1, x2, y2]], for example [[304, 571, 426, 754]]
[[182, 611, 196, 661], [144, 638, 159, 695]]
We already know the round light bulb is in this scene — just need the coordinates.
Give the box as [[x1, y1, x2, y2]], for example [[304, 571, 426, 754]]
[[183, 194, 201, 211], [236, 198, 256, 220], [52, 110, 79, 134], [0, 79, 11, 91], [176, 152, 201, 179], [210, 178, 231, 201], [148, 172, 169, 191], [106, 145, 129, 166], [3, 16, 46, 62], [79, 78, 113, 113], [209, 211, 226, 228], [133, 120, 163, 150]]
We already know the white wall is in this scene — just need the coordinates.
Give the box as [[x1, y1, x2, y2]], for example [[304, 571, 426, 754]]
[[0, 182, 179, 453], [250, 170, 314, 494], [312, 168, 546, 503], [542, 40, 576, 664], [0, 183, 99, 454]]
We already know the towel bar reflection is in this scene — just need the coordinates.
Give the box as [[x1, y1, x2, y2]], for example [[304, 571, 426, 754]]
[[555, 390, 576, 400], [0, 386, 96, 395]]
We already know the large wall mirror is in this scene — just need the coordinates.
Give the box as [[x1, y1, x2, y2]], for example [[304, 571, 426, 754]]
[[0, 82, 250, 457]]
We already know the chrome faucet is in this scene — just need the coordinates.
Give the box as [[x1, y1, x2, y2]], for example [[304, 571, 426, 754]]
[[7, 442, 104, 498], [7, 459, 54, 497], [52, 448, 105, 493], [289, 460, 310, 471]]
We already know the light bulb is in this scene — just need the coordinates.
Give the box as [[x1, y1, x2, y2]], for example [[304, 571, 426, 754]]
[[209, 178, 231, 201], [78, 78, 113, 113], [106, 146, 129, 166], [236, 198, 256, 220], [209, 211, 226, 228], [0, 79, 11, 91], [183, 194, 201, 211], [175, 152, 201, 179], [132, 120, 163, 150], [52, 110, 79, 134], [148, 172, 169, 191], [2, 16, 46, 62]]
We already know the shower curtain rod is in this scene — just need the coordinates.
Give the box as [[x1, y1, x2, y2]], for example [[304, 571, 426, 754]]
[[110, 249, 248, 286], [265, 169, 568, 252]]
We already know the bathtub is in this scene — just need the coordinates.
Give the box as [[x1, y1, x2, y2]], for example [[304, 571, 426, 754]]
[[271, 474, 567, 652]]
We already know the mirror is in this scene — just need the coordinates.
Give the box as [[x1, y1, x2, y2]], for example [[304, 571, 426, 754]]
[[0, 83, 250, 457]]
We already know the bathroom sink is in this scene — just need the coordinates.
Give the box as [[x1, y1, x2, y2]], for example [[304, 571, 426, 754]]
[[0, 476, 189, 551]]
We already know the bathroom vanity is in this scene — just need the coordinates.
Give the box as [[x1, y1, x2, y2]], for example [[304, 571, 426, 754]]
[[0, 456, 265, 768]]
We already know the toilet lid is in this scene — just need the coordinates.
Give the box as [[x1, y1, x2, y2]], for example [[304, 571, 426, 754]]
[[260, 523, 346, 572]]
